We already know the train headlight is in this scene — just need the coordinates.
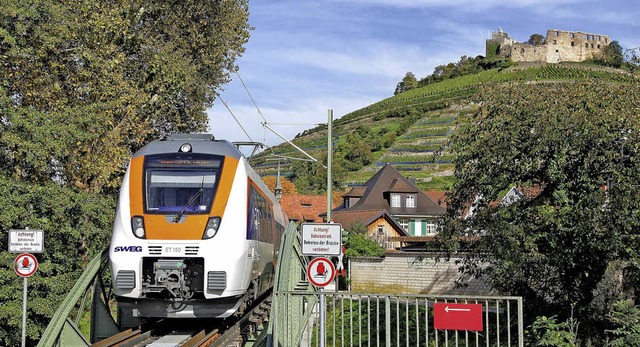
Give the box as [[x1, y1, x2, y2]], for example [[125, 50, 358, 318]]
[[131, 216, 146, 239], [203, 217, 221, 239], [179, 143, 192, 153]]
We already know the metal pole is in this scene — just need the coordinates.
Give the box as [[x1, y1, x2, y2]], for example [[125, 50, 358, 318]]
[[22, 277, 27, 347], [320, 289, 326, 347], [327, 109, 333, 222]]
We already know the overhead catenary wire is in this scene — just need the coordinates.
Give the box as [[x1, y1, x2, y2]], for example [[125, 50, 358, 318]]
[[235, 71, 268, 124], [216, 95, 254, 142], [219, 70, 324, 166]]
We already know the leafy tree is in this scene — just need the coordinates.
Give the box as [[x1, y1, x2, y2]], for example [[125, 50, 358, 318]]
[[0, 179, 115, 346], [394, 72, 418, 95], [528, 34, 545, 46], [343, 221, 385, 257], [0, 0, 250, 193], [606, 301, 640, 345], [441, 81, 640, 342], [290, 150, 345, 194], [0, 0, 250, 344], [526, 315, 580, 346], [262, 175, 298, 195], [595, 40, 624, 68]]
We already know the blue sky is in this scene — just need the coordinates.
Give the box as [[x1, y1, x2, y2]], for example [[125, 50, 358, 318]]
[[207, 0, 639, 149]]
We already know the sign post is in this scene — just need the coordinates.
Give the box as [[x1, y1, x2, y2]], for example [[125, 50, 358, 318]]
[[307, 257, 336, 347], [14, 253, 38, 347], [9, 229, 43, 347]]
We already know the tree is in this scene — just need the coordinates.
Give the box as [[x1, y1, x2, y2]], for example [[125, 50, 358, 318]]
[[0, 1, 250, 344], [528, 34, 545, 46], [344, 221, 384, 256], [394, 72, 418, 95], [289, 150, 345, 194], [0, 0, 250, 193], [441, 81, 640, 342], [262, 175, 298, 195], [601, 40, 625, 68]]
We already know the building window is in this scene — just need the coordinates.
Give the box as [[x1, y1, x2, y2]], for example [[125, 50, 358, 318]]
[[571, 41, 574, 46], [398, 218, 409, 232], [585, 43, 589, 48], [598, 35, 601, 41], [553, 40, 557, 45], [391, 194, 401, 208], [555, 31, 559, 36], [344, 198, 349, 208], [570, 33, 575, 38], [406, 195, 415, 208], [425, 221, 437, 235]]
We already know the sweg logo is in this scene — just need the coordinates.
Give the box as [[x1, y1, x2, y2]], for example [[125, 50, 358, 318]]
[[114, 246, 143, 252]]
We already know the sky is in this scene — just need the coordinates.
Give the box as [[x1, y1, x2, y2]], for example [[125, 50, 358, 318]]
[[207, 0, 639, 150]]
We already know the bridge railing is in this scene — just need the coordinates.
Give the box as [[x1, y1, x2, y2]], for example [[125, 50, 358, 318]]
[[262, 222, 317, 346], [271, 292, 524, 347], [37, 248, 118, 347]]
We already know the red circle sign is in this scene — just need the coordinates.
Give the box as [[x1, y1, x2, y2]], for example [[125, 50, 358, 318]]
[[307, 257, 336, 287], [14, 253, 38, 277]]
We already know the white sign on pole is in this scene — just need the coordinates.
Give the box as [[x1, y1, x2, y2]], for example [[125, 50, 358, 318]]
[[8, 229, 44, 253], [301, 223, 342, 256]]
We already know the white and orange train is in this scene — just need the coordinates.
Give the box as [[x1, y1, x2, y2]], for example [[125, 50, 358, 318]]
[[109, 134, 287, 323]]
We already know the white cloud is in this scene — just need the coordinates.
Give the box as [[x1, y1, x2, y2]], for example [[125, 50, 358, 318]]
[[209, 0, 635, 148]]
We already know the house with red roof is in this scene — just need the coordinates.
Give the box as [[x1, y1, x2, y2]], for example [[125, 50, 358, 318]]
[[280, 194, 329, 224]]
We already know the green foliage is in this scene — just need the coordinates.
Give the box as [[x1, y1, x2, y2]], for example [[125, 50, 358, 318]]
[[528, 34, 545, 46], [592, 40, 625, 68], [319, 298, 434, 346], [442, 80, 640, 342], [606, 301, 640, 346], [0, 0, 250, 193], [394, 71, 418, 95], [526, 315, 580, 346], [486, 41, 500, 60], [343, 222, 384, 257], [0, 1, 250, 344], [0, 178, 115, 346]]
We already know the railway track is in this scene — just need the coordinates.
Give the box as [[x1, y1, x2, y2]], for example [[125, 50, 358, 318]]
[[93, 295, 271, 347]]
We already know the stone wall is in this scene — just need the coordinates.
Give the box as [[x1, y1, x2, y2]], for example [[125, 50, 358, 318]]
[[349, 253, 492, 295], [486, 28, 610, 64]]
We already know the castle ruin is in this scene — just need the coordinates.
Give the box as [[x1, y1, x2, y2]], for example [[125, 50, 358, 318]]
[[486, 28, 610, 63]]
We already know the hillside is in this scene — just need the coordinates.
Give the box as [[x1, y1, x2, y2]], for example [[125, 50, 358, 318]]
[[251, 63, 633, 192]]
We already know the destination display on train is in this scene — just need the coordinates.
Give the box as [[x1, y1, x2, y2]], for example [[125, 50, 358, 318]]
[[301, 223, 342, 256]]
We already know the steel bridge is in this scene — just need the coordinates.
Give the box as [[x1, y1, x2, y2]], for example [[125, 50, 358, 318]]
[[37, 222, 524, 346]]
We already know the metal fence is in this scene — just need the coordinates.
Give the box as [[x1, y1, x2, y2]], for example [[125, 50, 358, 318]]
[[271, 292, 523, 347]]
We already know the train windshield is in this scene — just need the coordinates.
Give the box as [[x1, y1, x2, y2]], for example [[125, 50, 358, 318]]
[[144, 154, 222, 214]]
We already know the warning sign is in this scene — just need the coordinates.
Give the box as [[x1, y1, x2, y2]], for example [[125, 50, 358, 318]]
[[301, 223, 342, 256], [14, 253, 38, 278], [8, 229, 44, 253], [307, 257, 336, 287]]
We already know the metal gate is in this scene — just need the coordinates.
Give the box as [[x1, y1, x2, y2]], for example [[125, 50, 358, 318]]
[[271, 292, 523, 347]]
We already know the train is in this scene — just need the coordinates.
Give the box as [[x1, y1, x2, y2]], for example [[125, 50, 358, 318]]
[[109, 134, 287, 324]]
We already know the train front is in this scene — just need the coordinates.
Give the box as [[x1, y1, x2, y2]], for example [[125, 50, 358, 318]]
[[109, 135, 252, 321]]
